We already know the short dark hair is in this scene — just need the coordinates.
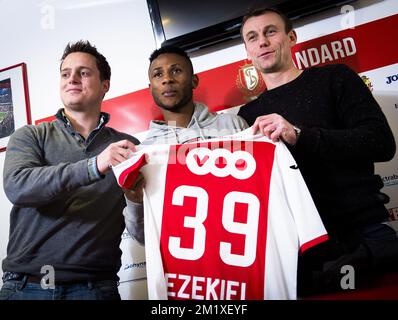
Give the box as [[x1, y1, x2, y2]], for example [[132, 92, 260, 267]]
[[149, 45, 194, 74], [240, 7, 293, 39], [60, 40, 111, 81]]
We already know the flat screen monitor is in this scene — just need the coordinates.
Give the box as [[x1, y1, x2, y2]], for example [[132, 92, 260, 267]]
[[147, 0, 357, 52]]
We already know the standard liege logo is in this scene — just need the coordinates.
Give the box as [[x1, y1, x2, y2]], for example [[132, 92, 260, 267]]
[[236, 63, 266, 101]]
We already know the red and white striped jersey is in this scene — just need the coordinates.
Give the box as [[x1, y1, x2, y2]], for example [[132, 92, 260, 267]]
[[113, 130, 328, 300]]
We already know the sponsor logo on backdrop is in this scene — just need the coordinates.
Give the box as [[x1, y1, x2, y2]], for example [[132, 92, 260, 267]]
[[361, 75, 373, 92], [236, 63, 266, 100], [294, 37, 357, 69], [386, 74, 398, 85], [382, 173, 398, 186], [388, 207, 398, 221]]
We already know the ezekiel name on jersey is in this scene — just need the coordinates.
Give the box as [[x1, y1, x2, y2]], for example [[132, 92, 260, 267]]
[[113, 129, 328, 300]]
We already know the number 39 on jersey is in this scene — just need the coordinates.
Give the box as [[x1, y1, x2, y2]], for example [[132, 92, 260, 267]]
[[160, 141, 271, 300]]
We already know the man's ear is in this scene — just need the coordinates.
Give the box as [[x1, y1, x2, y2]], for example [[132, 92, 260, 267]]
[[102, 80, 110, 93], [288, 30, 297, 47], [192, 74, 199, 89]]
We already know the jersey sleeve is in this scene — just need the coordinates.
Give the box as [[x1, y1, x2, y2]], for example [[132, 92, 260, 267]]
[[274, 142, 329, 254], [112, 151, 147, 188]]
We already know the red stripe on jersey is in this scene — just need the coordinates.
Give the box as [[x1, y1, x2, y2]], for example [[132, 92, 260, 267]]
[[299, 234, 329, 255], [117, 154, 147, 188]]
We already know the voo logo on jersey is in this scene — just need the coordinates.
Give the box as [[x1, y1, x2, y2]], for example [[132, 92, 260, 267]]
[[186, 147, 256, 180]]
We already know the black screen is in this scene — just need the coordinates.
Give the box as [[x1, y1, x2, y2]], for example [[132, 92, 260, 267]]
[[158, 0, 284, 39], [147, 0, 357, 52]]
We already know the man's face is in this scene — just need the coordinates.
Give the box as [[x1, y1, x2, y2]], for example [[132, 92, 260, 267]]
[[148, 53, 198, 112], [242, 12, 296, 74], [60, 52, 109, 112]]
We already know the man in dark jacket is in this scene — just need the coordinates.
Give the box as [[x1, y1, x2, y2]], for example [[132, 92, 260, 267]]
[[238, 7, 398, 296]]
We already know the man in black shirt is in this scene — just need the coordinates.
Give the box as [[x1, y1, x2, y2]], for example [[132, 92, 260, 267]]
[[238, 7, 398, 296]]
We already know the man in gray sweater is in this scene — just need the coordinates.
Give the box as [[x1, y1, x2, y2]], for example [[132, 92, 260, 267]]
[[0, 41, 138, 300], [123, 45, 248, 244]]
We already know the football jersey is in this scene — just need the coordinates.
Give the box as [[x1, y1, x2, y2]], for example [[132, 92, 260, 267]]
[[113, 129, 328, 300]]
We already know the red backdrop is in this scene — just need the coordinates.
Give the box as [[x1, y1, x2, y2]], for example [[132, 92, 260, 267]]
[[36, 14, 398, 136]]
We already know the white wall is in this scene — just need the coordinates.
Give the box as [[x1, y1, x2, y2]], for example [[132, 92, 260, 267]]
[[1, 0, 397, 295], [0, 0, 158, 289]]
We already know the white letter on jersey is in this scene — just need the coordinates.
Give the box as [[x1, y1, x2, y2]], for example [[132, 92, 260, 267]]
[[177, 274, 191, 299]]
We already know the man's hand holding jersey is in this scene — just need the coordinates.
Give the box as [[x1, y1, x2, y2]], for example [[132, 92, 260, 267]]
[[97, 139, 137, 174], [252, 114, 300, 146], [123, 173, 145, 203]]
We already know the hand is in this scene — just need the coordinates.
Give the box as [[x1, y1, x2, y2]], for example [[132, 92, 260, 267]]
[[123, 173, 145, 203], [252, 113, 298, 145], [97, 139, 137, 174]]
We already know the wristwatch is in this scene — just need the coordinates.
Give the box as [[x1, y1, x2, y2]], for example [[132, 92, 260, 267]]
[[292, 125, 301, 140]]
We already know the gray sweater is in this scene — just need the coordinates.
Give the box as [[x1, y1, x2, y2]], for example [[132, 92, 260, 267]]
[[143, 102, 248, 145], [2, 109, 139, 282], [123, 102, 248, 244]]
